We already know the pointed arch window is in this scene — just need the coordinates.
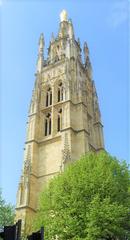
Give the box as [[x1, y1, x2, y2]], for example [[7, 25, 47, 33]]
[[46, 87, 52, 107], [57, 109, 62, 132], [45, 113, 51, 136], [58, 83, 64, 102]]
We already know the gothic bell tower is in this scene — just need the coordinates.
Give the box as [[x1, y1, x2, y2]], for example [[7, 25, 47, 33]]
[[15, 10, 104, 229]]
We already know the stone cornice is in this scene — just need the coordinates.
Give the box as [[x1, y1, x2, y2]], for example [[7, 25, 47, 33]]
[[37, 171, 59, 179], [25, 128, 89, 145], [39, 134, 61, 144], [25, 135, 61, 145], [61, 126, 89, 136], [41, 105, 52, 113], [94, 121, 103, 127], [23, 171, 59, 180], [25, 139, 39, 144], [96, 147, 105, 151], [41, 99, 88, 112], [15, 206, 36, 213], [28, 112, 38, 117]]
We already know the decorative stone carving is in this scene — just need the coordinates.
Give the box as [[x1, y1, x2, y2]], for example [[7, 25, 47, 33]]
[[62, 133, 71, 166], [23, 145, 31, 175], [24, 159, 31, 175]]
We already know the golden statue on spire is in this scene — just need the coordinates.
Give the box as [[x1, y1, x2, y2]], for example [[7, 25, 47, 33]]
[[60, 9, 68, 22]]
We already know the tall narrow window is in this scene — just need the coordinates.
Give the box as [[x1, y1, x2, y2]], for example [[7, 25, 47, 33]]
[[46, 88, 52, 107], [45, 119, 48, 136], [58, 83, 63, 102], [46, 92, 49, 107], [61, 86, 63, 101], [57, 109, 62, 132], [49, 118, 51, 135], [49, 114, 51, 135], [50, 90, 52, 105], [58, 88, 60, 102], [58, 115, 60, 132], [45, 113, 51, 136]]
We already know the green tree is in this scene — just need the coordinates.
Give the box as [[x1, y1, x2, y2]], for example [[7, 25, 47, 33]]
[[0, 189, 15, 226], [34, 151, 130, 239]]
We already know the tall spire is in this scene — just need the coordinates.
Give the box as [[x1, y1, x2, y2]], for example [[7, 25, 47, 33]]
[[15, 11, 105, 231], [37, 33, 44, 72]]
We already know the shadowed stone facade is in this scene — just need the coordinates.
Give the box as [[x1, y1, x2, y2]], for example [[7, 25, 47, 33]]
[[15, 10, 104, 229]]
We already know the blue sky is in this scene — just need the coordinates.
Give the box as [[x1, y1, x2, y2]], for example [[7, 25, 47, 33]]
[[1, 0, 129, 205]]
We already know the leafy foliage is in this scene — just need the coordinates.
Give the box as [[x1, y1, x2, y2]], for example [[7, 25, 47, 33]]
[[0, 189, 15, 226], [34, 151, 130, 239]]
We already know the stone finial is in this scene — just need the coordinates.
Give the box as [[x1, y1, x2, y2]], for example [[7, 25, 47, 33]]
[[38, 33, 44, 55], [77, 38, 80, 46], [60, 9, 68, 22], [84, 41, 89, 56], [37, 33, 44, 72], [69, 21, 74, 39], [51, 32, 55, 42], [84, 41, 91, 69]]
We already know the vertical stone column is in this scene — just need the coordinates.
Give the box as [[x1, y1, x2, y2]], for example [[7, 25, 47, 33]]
[[51, 83, 55, 137], [94, 122, 104, 150]]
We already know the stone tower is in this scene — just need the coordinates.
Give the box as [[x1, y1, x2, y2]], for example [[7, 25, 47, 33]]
[[15, 10, 104, 229]]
